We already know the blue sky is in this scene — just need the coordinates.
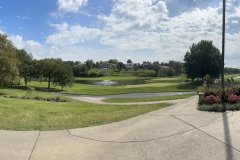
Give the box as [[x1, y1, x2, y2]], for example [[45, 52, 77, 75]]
[[0, 0, 239, 68]]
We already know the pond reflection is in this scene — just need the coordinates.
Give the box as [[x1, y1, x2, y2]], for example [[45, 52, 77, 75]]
[[75, 79, 149, 86]]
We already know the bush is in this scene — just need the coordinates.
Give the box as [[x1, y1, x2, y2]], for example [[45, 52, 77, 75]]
[[198, 103, 240, 112], [34, 96, 43, 100], [227, 95, 240, 104], [10, 95, 19, 98], [205, 95, 221, 105], [56, 96, 61, 102], [88, 72, 98, 77]]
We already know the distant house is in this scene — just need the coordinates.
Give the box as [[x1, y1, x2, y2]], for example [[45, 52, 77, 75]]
[[100, 62, 117, 69], [125, 63, 139, 69], [142, 61, 153, 69], [161, 65, 170, 70]]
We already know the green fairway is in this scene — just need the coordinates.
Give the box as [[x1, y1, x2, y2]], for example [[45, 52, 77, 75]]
[[27, 74, 200, 95], [0, 88, 170, 131], [102, 94, 196, 103]]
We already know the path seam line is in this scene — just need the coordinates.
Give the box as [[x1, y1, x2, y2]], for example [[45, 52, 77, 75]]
[[67, 129, 195, 144], [28, 131, 41, 160], [171, 114, 240, 153]]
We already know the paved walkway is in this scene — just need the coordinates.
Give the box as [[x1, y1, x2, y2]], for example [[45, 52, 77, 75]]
[[1, 96, 240, 160], [62, 92, 195, 105]]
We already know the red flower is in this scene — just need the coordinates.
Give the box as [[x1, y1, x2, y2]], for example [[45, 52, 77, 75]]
[[227, 95, 240, 103], [205, 95, 221, 105]]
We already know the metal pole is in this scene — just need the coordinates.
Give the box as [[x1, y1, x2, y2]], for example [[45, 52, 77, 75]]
[[221, 0, 226, 93]]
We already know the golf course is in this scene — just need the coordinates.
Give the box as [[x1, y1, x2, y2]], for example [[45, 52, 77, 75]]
[[1, 73, 239, 131]]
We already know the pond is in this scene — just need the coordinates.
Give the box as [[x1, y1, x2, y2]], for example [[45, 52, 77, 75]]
[[75, 79, 150, 86]]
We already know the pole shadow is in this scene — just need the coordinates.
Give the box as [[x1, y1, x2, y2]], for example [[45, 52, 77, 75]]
[[222, 105, 233, 160]]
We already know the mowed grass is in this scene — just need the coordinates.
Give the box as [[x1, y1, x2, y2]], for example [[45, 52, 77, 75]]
[[0, 88, 171, 131], [28, 75, 198, 95], [102, 94, 196, 103]]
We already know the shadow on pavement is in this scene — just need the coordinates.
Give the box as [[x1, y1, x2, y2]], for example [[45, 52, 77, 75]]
[[222, 111, 233, 160]]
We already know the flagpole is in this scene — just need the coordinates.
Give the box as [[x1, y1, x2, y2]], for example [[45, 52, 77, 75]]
[[221, 0, 226, 94]]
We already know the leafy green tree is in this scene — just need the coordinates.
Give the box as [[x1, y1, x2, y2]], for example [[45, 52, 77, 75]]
[[16, 49, 33, 86], [0, 34, 18, 86], [85, 59, 94, 70], [127, 59, 132, 63], [184, 40, 221, 81], [95, 61, 100, 68], [53, 62, 74, 90], [39, 58, 60, 89], [29, 59, 41, 81], [117, 62, 124, 73], [168, 61, 183, 76], [73, 64, 89, 77], [108, 59, 118, 64]]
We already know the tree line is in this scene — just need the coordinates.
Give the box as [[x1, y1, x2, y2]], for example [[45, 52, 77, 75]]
[[66, 59, 184, 78], [0, 34, 74, 90], [1, 33, 238, 88]]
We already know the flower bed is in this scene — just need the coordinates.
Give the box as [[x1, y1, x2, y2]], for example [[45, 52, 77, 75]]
[[4, 95, 67, 102], [197, 81, 240, 112]]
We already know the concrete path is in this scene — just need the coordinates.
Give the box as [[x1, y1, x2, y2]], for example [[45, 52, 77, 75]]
[[1, 96, 240, 160], [62, 92, 195, 105]]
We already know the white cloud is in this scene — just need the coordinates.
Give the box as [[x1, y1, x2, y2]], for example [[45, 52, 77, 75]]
[[231, 20, 238, 24], [17, 16, 29, 20], [97, 0, 240, 66], [57, 0, 87, 14], [3, 0, 240, 68], [49, 22, 69, 31], [99, 0, 168, 32], [8, 35, 46, 59], [46, 24, 102, 46]]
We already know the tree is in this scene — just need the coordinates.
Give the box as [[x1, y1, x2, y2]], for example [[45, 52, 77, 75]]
[[184, 40, 221, 81], [153, 64, 161, 77], [127, 59, 132, 63], [0, 34, 18, 86], [108, 59, 118, 64], [29, 59, 41, 81], [117, 62, 124, 73], [39, 58, 60, 89], [168, 61, 183, 76], [73, 64, 89, 77], [16, 49, 33, 86], [85, 59, 94, 70], [52, 62, 74, 90]]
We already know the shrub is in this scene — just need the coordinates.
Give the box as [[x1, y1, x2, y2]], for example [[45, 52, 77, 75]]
[[46, 98, 51, 101], [205, 95, 221, 105], [10, 95, 18, 98], [56, 96, 61, 102], [88, 72, 98, 77], [198, 103, 240, 112], [227, 95, 240, 104], [34, 96, 43, 100]]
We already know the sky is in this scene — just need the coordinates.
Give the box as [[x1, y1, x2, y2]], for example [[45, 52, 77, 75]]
[[0, 0, 239, 68]]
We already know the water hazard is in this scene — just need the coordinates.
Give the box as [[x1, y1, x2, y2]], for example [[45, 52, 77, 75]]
[[75, 79, 150, 86]]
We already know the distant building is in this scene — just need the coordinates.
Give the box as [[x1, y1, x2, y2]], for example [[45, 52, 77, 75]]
[[161, 65, 170, 70], [142, 61, 153, 69], [125, 63, 139, 69], [100, 62, 117, 69]]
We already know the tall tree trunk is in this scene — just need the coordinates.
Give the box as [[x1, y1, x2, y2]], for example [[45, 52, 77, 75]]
[[24, 77, 27, 86], [48, 77, 51, 89]]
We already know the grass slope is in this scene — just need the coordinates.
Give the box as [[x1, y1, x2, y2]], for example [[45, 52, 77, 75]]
[[103, 94, 196, 103], [0, 88, 170, 131]]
